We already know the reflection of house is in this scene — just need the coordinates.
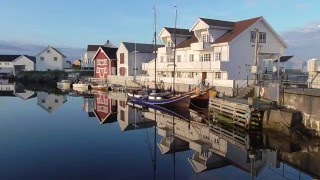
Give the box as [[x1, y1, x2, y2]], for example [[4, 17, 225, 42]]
[[0, 55, 35, 76], [143, 108, 272, 174], [92, 93, 117, 124], [83, 95, 95, 118], [117, 101, 154, 131], [35, 46, 67, 71], [93, 47, 118, 79], [0, 80, 36, 99], [37, 92, 67, 113]]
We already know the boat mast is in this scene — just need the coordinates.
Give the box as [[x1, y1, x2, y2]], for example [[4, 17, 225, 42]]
[[173, 6, 177, 95], [153, 5, 157, 90]]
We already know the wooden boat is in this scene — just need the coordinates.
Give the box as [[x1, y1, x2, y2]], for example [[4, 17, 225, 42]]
[[127, 91, 190, 108], [189, 88, 209, 108]]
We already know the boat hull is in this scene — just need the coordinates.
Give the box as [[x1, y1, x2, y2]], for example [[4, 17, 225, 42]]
[[128, 94, 191, 108], [190, 90, 209, 108]]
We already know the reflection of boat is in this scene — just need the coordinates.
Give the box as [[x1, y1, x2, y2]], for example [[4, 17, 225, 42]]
[[72, 81, 91, 90], [91, 84, 107, 90], [57, 80, 72, 88], [127, 92, 191, 108]]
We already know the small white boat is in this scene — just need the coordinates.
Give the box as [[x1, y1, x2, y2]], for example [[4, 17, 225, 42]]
[[72, 81, 91, 90], [57, 80, 72, 88], [91, 84, 108, 90]]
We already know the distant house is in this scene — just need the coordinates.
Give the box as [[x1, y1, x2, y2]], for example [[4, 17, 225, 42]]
[[117, 42, 161, 76], [35, 46, 67, 71], [37, 92, 67, 113], [66, 61, 72, 69], [82, 45, 102, 70], [0, 55, 35, 76], [73, 59, 81, 68], [93, 46, 118, 79]]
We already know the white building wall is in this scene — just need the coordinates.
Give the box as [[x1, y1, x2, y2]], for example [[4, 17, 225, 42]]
[[36, 47, 66, 71], [117, 43, 129, 76], [13, 56, 35, 71], [228, 20, 286, 80]]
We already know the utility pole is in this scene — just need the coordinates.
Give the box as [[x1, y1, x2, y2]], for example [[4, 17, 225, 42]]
[[153, 5, 157, 90], [253, 28, 260, 85]]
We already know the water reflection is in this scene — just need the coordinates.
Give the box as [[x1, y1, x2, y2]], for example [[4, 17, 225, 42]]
[[36, 91, 67, 113], [0, 80, 36, 100], [0, 87, 319, 179]]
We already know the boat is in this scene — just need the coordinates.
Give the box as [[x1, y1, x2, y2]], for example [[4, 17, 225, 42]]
[[72, 81, 91, 90], [127, 91, 190, 108], [57, 80, 72, 88], [189, 88, 209, 108], [127, 5, 190, 109]]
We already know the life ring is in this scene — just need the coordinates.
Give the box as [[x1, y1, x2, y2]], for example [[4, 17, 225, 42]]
[[259, 87, 265, 97]]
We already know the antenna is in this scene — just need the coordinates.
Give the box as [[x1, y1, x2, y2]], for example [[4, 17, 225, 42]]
[[173, 5, 178, 95]]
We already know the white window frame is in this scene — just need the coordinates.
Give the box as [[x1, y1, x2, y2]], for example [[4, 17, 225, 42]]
[[200, 54, 211, 61], [189, 54, 194, 62], [177, 55, 181, 62], [215, 52, 221, 61], [215, 72, 222, 80]]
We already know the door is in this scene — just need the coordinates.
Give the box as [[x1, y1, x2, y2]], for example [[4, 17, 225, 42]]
[[202, 72, 207, 80]]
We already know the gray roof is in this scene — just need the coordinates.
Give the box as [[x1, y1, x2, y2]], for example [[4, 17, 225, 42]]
[[164, 27, 193, 36], [87, 45, 103, 51], [0, 55, 35, 63], [122, 42, 162, 53], [274, 56, 294, 63], [199, 18, 235, 28], [0, 55, 21, 62], [100, 47, 118, 60]]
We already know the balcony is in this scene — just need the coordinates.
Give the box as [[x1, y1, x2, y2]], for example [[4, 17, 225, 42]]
[[173, 61, 228, 71], [158, 47, 173, 55], [190, 42, 212, 51]]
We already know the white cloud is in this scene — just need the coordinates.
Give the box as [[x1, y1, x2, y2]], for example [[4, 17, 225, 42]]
[[281, 21, 320, 60]]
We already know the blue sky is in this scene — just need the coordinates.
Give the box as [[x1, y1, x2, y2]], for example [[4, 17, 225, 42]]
[[0, 0, 319, 59]]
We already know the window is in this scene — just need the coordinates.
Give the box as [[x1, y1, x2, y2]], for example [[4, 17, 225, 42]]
[[42, 99, 45, 103], [55, 99, 58, 103], [215, 72, 222, 79], [53, 57, 58, 61], [215, 52, 221, 61], [167, 40, 174, 47], [160, 56, 164, 63], [177, 72, 182, 78], [188, 72, 194, 78], [0, 63, 1, 65], [5, 63, 9, 65], [202, 34, 212, 42], [250, 31, 267, 43], [120, 53, 124, 64], [40, 57, 44, 60], [120, 110, 125, 121], [259, 32, 266, 43], [200, 54, 211, 61], [177, 55, 181, 62], [119, 101, 126, 108], [47, 49, 50, 53], [189, 54, 194, 62]]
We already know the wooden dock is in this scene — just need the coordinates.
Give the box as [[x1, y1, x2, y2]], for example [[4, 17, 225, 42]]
[[209, 98, 263, 130]]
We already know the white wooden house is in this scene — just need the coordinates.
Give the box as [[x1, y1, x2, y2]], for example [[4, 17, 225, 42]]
[[0, 55, 35, 76], [35, 46, 67, 71], [81, 45, 101, 70], [142, 17, 288, 87], [117, 42, 160, 77]]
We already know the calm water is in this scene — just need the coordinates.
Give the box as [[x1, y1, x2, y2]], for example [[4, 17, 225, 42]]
[[0, 87, 319, 179]]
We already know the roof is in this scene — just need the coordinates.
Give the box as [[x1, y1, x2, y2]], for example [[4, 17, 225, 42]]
[[176, 35, 198, 49], [214, 17, 262, 44], [24, 55, 36, 63], [36, 46, 67, 58], [200, 18, 235, 28], [164, 27, 193, 36], [0, 55, 21, 62], [276, 56, 294, 62], [122, 42, 162, 53], [100, 47, 118, 60], [87, 45, 102, 51]]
